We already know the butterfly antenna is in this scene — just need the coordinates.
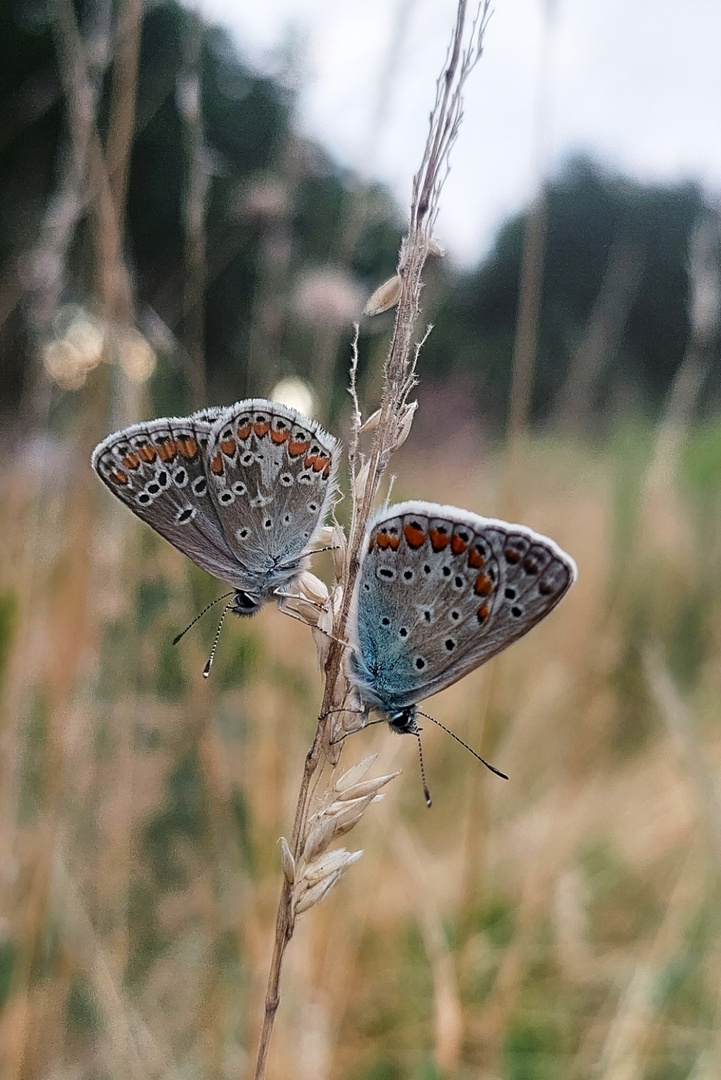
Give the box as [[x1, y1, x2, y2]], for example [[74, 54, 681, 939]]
[[416, 710, 509, 780], [172, 592, 234, 646], [414, 728, 433, 808], [203, 601, 234, 678]]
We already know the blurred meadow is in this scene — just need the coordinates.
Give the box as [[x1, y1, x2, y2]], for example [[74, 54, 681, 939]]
[[2, 1, 721, 1078]]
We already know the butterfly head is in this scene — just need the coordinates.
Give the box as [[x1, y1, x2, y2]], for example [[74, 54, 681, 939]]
[[231, 590, 262, 617], [385, 706, 418, 735]]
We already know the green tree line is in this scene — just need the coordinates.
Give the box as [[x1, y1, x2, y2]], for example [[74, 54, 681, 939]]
[[1, 0, 718, 427]]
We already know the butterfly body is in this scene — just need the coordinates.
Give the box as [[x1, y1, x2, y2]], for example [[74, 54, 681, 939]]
[[92, 398, 338, 610], [348, 501, 576, 724]]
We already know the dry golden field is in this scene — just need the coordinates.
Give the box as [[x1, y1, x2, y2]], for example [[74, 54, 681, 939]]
[[2, 389, 721, 1080]]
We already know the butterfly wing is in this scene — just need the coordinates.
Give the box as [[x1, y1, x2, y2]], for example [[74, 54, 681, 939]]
[[348, 501, 576, 712], [91, 409, 254, 588], [203, 399, 338, 589]]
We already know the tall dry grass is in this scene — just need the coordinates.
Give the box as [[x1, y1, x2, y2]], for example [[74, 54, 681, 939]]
[[2, 410, 721, 1078]]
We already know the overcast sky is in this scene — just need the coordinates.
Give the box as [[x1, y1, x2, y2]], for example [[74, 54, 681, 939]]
[[199, 0, 721, 268]]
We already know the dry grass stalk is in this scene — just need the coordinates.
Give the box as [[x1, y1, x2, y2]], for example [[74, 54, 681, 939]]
[[180, 9, 209, 409], [250, 3, 491, 1076]]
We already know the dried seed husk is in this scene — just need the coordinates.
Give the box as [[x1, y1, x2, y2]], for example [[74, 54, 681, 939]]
[[304, 848, 363, 884], [353, 459, 371, 503], [279, 836, 295, 884], [303, 814, 337, 863], [364, 275, 401, 316], [296, 570, 329, 606], [334, 772, 400, 802], [359, 408, 381, 433], [330, 525, 346, 579], [393, 401, 417, 450], [295, 871, 342, 914], [334, 754, 378, 793], [327, 793, 376, 838]]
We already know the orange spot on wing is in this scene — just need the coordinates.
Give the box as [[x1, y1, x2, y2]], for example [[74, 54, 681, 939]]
[[468, 547, 485, 569], [270, 427, 290, 444], [237, 422, 252, 440], [474, 573, 493, 596], [404, 523, 426, 549], [220, 437, 237, 456], [368, 534, 376, 552], [176, 437, 198, 460], [253, 421, 271, 438], [477, 602, 490, 623], [429, 528, 449, 552], [110, 469, 128, 485], [289, 438, 310, 457], [137, 444, 156, 463], [539, 581, 553, 596], [523, 558, 539, 575], [305, 453, 328, 473], [504, 547, 521, 564], [156, 438, 177, 463], [121, 453, 140, 470], [210, 453, 224, 476], [451, 535, 468, 555], [376, 533, 391, 550]]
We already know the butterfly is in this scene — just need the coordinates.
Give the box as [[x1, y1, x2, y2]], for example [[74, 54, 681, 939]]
[[346, 501, 576, 794], [91, 399, 338, 617]]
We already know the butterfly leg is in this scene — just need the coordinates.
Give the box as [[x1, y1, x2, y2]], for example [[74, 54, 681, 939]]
[[326, 711, 382, 747]]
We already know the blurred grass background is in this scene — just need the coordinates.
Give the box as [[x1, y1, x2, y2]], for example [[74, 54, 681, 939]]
[[2, 0, 721, 1078]]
